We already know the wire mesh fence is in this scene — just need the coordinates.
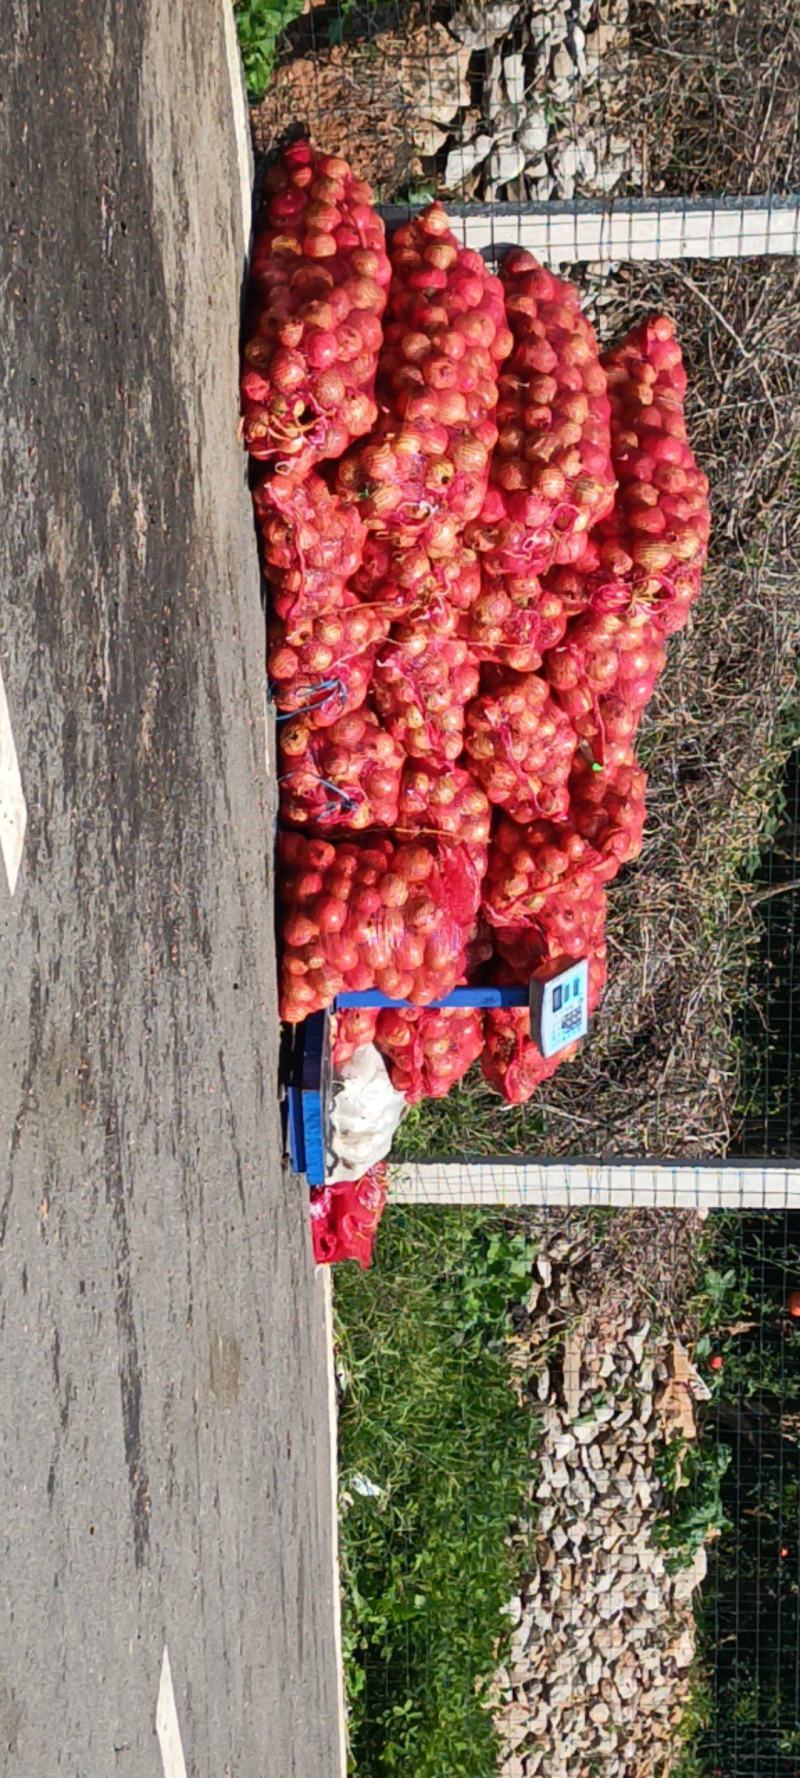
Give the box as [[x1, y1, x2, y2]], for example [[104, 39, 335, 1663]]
[[333, 1202, 800, 1778], [251, 0, 800, 1169], [243, 2, 800, 1772]]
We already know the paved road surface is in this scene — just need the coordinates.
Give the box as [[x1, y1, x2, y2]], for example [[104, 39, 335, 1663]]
[[0, 5, 341, 1775]]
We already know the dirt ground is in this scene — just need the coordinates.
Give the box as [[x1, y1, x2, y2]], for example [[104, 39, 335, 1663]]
[[0, 4, 341, 1775]]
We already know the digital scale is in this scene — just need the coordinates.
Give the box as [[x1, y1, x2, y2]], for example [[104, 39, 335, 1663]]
[[285, 959, 590, 1185]]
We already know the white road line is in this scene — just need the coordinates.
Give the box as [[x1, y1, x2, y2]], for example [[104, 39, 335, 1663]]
[[221, 0, 254, 256], [0, 662, 27, 897], [156, 1647, 188, 1778]]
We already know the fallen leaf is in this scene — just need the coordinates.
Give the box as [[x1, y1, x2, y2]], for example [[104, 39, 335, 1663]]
[[656, 1342, 706, 1443]]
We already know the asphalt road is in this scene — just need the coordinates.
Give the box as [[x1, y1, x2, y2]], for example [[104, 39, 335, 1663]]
[[0, 5, 341, 1776]]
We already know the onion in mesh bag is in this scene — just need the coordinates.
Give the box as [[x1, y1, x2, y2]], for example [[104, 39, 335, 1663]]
[[474, 252, 615, 576], [481, 947, 607, 1105], [336, 203, 511, 554], [463, 670, 577, 822], [458, 561, 569, 673], [544, 609, 666, 762], [254, 471, 366, 636], [279, 707, 404, 831], [242, 143, 390, 472], [268, 596, 389, 727], [483, 813, 610, 928], [331, 1008, 380, 1069], [591, 314, 710, 636], [396, 759, 491, 850], [375, 1006, 484, 1103], [371, 623, 480, 763], [278, 833, 482, 1020]]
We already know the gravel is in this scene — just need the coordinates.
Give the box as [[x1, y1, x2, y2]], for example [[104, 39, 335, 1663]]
[[496, 1224, 708, 1778]]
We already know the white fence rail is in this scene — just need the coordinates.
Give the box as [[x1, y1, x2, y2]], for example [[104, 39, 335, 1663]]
[[392, 1162, 800, 1210], [380, 195, 800, 265]]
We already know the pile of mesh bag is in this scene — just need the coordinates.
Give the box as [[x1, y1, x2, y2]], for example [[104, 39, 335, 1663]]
[[243, 144, 710, 1264]]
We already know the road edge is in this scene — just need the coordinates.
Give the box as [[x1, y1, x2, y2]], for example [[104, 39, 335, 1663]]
[[323, 1268, 348, 1778], [219, 14, 347, 1774]]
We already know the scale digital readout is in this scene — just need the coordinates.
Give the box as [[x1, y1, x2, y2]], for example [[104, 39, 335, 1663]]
[[529, 958, 589, 1059]]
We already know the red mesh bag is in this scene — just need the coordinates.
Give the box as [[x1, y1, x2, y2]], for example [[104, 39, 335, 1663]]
[[491, 922, 547, 979], [279, 707, 404, 831], [331, 1007, 380, 1068], [353, 534, 481, 622], [592, 315, 710, 636], [279, 833, 482, 1020], [544, 609, 666, 762], [481, 1015, 572, 1104], [569, 753, 648, 874], [309, 1165, 389, 1268], [483, 814, 610, 928], [532, 880, 608, 965], [371, 623, 480, 762], [375, 1007, 484, 1102], [279, 833, 391, 1021], [268, 596, 389, 727], [482, 948, 607, 1105], [464, 913, 496, 976], [463, 670, 577, 821], [459, 567, 569, 673], [396, 760, 491, 851], [336, 204, 511, 556], [253, 471, 366, 635], [241, 143, 390, 472], [478, 751, 646, 921], [541, 537, 602, 620], [472, 253, 615, 577], [494, 903, 609, 983]]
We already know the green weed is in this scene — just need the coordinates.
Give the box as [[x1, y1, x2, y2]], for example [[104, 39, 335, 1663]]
[[653, 1436, 730, 1573], [234, 0, 304, 100], [335, 1208, 537, 1777]]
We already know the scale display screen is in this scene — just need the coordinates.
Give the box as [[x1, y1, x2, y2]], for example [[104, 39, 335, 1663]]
[[530, 958, 589, 1058]]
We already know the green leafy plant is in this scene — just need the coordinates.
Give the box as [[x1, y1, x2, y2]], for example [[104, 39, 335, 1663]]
[[670, 1661, 713, 1778], [653, 1435, 730, 1574], [234, 0, 305, 101], [335, 1209, 537, 1777]]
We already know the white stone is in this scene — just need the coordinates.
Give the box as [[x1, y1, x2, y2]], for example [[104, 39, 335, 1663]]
[[443, 135, 494, 188], [448, 0, 522, 48], [672, 1544, 707, 1601], [504, 52, 526, 107], [519, 111, 550, 158], [627, 1325, 650, 1366]]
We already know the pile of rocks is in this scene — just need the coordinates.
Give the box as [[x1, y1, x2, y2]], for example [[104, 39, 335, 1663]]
[[252, 0, 639, 205], [444, 0, 639, 202], [494, 1223, 709, 1778]]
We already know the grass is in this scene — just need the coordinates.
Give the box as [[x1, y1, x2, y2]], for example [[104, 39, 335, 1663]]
[[671, 1661, 714, 1778], [334, 1208, 537, 1777], [630, 0, 800, 201], [234, 0, 305, 101]]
